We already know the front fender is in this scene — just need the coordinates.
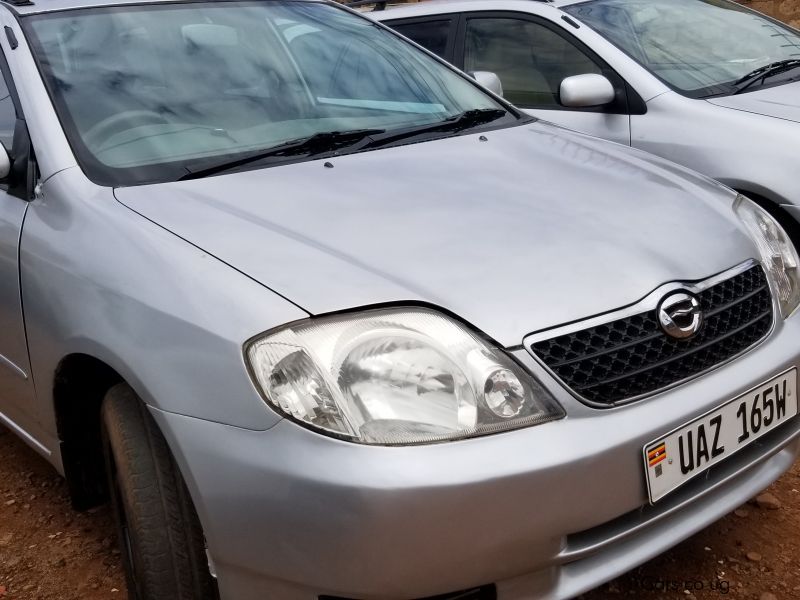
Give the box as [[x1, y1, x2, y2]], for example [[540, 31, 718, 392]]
[[21, 168, 306, 446]]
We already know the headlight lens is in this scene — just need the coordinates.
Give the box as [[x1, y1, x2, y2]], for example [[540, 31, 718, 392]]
[[735, 195, 800, 319], [247, 308, 564, 444]]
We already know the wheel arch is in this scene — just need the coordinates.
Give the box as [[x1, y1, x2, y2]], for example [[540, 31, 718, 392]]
[[53, 352, 124, 509]]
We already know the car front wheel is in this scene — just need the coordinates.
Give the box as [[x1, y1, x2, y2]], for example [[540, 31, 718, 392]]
[[101, 383, 219, 600]]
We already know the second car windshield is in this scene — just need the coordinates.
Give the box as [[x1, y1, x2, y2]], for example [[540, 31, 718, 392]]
[[565, 0, 800, 97], [24, 1, 509, 185]]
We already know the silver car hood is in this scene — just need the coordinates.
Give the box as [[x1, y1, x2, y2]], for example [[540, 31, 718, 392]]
[[115, 122, 752, 347], [707, 80, 800, 123]]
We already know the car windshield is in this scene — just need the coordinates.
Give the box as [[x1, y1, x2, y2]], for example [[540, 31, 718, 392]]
[[565, 0, 800, 97], [24, 1, 511, 185]]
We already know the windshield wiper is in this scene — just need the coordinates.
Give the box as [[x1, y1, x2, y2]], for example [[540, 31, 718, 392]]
[[177, 110, 508, 181], [732, 59, 800, 94], [360, 108, 509, 150], [178, 128, 385, 181]]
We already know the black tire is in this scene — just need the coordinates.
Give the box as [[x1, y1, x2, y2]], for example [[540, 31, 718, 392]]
[[101, 383, 219, 600]]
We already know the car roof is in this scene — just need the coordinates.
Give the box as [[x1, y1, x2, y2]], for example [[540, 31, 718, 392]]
[[367, 0, 587, 20], [0, 0, 589, 17], [0, 0, 330, 16]]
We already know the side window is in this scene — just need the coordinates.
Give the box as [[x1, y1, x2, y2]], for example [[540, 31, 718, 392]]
[[0, 71, 16, 151], [464, 17, 602, 108], [0, 51, 26, 197], [390, 19, 451, 59]]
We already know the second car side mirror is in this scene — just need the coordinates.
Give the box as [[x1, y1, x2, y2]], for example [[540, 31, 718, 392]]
[[0, 146, 10, 180], [559, 73, 616, 108], [469, 71, 504, 98]]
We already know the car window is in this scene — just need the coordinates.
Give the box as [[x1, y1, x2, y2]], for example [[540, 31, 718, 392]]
[[24, 1, 509, 186], [390, 19, 451, 58], [565, 0, 800, 97], [464, 17, 602, 108], [282, 20, 436, 107], [0, 66, 16, 151]]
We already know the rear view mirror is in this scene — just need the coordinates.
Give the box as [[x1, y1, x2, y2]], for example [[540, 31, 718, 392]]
[[0, 146, 10, 180], [469, 71, 504, 98], [559, 74, 615, 108]]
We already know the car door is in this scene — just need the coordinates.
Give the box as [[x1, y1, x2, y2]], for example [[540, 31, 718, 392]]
[[0, 49, 39, 449], [458, 12, 633, 144]]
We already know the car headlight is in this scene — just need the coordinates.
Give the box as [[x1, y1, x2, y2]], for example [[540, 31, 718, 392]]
[[246, 308, 564, 445], [735, 195, 800, 319]]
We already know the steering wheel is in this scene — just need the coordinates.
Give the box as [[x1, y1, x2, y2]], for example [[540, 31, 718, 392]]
[[84, 110, 170, 148]]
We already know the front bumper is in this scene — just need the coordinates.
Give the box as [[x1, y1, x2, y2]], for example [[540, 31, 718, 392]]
[[153, 313, 800, 600]]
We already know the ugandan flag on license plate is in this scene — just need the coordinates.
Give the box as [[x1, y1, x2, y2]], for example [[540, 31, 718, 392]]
[[648, 442, 667, 467]]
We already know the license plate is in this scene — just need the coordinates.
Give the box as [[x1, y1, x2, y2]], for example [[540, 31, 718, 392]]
[[644, 368, 798, 503]]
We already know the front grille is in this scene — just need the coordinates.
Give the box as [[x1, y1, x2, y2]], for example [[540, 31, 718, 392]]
[[529, 265, 773, 406]]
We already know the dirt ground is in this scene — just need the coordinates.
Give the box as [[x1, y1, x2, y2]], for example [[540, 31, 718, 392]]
[[738, 1, 800, 29], [0, 427, 126, 600], [1, 425, 798, 600]]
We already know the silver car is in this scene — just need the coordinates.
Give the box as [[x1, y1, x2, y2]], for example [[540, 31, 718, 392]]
[[0, 0, 799, 599], [375, 0, 800, 238]]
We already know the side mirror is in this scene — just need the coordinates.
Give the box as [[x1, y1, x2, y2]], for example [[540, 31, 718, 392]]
[[0, 146, 10, 180], [559, 74, 616, 108], [469, 71, 504, 98]]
